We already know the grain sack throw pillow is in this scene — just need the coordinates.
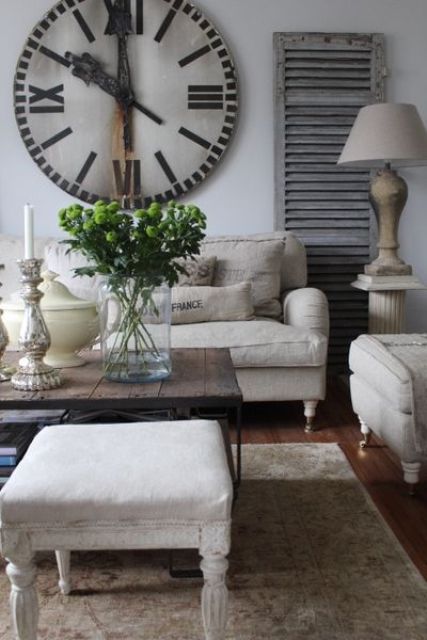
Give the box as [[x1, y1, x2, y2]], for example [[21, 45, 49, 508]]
[[171, 282, 254, 324], [201, 235, 285, 318], [175, 255, 217, 286]]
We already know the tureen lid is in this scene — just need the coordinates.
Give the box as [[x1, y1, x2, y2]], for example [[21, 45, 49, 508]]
[[2, 271, 97, 311]]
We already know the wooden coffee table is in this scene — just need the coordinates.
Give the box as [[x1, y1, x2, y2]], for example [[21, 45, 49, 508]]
[[1, 348, 243, 486]]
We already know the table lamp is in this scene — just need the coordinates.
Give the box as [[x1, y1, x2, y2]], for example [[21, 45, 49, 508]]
[[337, 103, 427, 276]]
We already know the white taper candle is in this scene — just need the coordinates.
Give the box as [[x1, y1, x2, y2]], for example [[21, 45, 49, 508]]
[[24, 204, 34, 259]]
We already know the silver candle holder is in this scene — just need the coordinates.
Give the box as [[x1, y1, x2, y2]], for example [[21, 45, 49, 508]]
[[11, 258, 62, 391]]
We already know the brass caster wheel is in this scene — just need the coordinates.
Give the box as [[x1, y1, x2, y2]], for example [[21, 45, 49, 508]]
[[408, 484, 416, 497], [304, 421, 316, 433], [359, 434, 371, 449]]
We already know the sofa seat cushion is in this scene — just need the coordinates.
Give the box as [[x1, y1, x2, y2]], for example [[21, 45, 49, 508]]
[[171, 319, 327, 368], [349, 334, 412, 414]]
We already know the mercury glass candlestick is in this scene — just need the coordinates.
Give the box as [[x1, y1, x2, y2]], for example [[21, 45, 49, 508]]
[[11, 258, 62, 391]]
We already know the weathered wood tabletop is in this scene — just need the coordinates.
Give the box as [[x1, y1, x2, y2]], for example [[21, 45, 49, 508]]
[[0, 348, 242, 412]]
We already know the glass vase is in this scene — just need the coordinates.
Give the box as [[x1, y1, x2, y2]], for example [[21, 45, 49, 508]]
[[98, 277, 171, 383]]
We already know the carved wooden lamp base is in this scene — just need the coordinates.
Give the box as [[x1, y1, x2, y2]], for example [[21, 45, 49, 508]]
[[365, 168, 412, 276]]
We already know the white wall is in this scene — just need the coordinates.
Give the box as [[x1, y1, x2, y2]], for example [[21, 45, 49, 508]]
[[2, 0, 427, 329]]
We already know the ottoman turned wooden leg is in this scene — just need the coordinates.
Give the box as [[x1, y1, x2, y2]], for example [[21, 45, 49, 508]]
[[200, 554, 229, 640], [55, 550, 71, 595], [6, 554, 39, 640]]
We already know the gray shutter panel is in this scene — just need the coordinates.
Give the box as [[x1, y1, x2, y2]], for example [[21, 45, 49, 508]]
[[274, 32, 385, 372]]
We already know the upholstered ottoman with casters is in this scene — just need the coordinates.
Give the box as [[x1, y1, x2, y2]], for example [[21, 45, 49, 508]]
[[0, 420, 233, 640], [349, 334, 427, 492]]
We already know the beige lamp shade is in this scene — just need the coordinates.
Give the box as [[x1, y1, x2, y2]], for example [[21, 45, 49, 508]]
[[337, 103, 427, 168]]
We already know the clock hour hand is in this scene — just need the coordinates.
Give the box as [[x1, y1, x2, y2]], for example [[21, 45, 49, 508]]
[[65, 52, 123, 100], [64, 52, 163, 125]]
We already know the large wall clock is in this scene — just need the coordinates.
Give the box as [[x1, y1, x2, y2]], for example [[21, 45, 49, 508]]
[[13, 0, 239, 206]]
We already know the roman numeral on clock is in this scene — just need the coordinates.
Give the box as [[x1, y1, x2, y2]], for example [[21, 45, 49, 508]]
[[113, 159, 142, 198], [72, 9, 96, 43], [154, 151, 177, 184], [75, 151, 97, 185], [135, 0, 143, 34], [105, 0, 143, 34], [188, 85, 224, 110], [39, 46, 71, 68], [154, 8, 176, 43], [29, 84, 64, 113], [41, 127, 73, 150], [179, 127, 211, 150], [178, 45, 211, 68]]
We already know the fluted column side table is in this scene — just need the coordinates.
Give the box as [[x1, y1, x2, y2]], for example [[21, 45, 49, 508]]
[[351, 274, 426, 334]]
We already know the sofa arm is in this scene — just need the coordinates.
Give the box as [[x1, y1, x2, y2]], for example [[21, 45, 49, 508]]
[[283, 288, 329, 337]]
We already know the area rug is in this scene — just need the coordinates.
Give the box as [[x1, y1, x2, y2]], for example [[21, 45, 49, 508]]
[[1, 443, 426, 640]]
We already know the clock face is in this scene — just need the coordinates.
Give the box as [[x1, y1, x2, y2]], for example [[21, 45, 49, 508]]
[[14, 0, 238, 206]]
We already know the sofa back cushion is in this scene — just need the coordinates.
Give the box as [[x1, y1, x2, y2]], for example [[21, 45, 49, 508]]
[[201, 235, 283, 318], [200, 232, 306, 318], [202, 231, 306, 287]]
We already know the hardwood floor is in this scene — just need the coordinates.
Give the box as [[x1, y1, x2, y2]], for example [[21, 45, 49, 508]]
[[233, 376, 427, 580]]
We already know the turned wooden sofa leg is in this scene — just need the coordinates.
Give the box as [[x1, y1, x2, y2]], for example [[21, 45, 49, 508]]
[[6, 554, 39, 640], [200, 554, 229, 640], [55, 550, 71, 595], [303, 400, 319, 432], [358, 417, 372, 449], [401, 461, 422, 496]]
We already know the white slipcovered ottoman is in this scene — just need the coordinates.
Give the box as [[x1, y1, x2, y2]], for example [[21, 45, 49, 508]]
[[0, 420, 233, 640], [349, 334, 427, 492]]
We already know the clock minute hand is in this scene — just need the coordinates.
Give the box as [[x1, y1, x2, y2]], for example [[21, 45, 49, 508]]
[[104, 0, 133, 150], [64, 52, 163, 125]]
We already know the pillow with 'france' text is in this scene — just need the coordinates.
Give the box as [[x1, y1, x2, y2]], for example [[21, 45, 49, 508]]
[[171, 282, 254, 324]]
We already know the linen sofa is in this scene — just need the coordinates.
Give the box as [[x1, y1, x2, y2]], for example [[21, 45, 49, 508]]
[[0, 231, 329, 430]]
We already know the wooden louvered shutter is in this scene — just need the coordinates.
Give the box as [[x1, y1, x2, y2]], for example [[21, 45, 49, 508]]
[[274, 33, 385, 373]]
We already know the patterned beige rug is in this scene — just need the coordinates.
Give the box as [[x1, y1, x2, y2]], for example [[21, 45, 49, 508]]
[[1, 443, 426, 640]]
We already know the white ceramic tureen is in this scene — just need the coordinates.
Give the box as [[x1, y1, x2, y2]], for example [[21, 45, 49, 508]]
[[1, 270, 99, 368]]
